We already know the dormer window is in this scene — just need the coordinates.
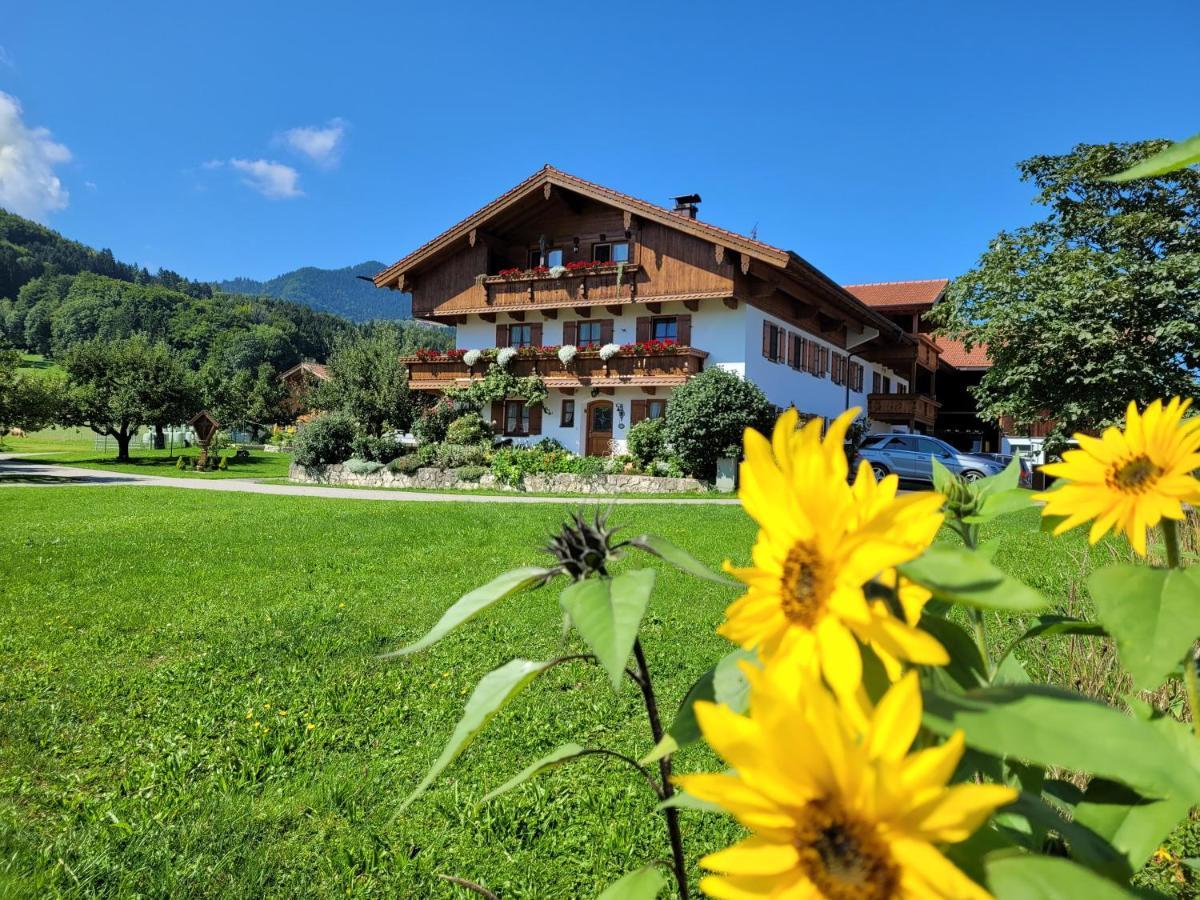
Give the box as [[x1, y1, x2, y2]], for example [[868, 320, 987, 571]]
[[592, 242, 629, 264]]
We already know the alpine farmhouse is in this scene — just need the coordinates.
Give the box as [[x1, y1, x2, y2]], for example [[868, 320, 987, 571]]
[[374, 167, 972, 456]]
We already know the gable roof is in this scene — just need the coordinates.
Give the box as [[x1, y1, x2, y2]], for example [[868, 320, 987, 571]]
[[279, 361, 329, 382], [842, 279, 950, 310], [374, 165, 904, 337], [935, 338, 990, 369]]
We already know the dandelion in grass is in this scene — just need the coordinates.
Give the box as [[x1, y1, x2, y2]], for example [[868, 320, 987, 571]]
[[720, 408, 947, 699], [677, 665, 1015, 899], [1036, 397, 1200, 555]]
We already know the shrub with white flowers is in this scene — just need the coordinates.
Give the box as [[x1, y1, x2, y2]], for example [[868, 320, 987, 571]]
[[557, 345, 578, 365], [462, 348, 482, 367], [598, 343, 621, 361], [496, 347, 518, 368]]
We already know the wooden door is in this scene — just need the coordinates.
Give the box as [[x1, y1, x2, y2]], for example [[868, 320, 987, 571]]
[[585, 400, 614, 456]]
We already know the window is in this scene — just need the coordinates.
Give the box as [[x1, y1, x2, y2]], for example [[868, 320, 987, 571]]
[[790, 334, 805, 371], [561, 399, 575, 427], [917, 437, 948, 458], [849, 361, 864, 392], [883, 376, 892, 394], [528, 248, 564, 268], [592, 241, 629, 264], [509, 323, 533, 348], [763, 321, 783, 363], [505, 400, 530, 436], [872, 371, 882, 394], [577, 320, 603, 348], [651, 317, 677, 341], [860, 434, 890, 448], [647, 399, 667, 420], [890, 435, 921, 452]]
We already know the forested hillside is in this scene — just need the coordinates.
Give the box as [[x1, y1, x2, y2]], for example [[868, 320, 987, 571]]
[[213, 261, 412, 321]]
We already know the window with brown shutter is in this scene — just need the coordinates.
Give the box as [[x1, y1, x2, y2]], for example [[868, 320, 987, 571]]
[[529, 322, 543, 348], [762, 320, 772, 359], [676, 314, 691, 347], [630, 398, 647, 425], [495, 323, 508, 347], [636, 317, 651, 343], [850, 361, 864, 392], [599, 319, 614, 345], [762, 322, 782, 363], [504, 400, 530, 435], [490, 400, 504, 432], [872, 371, 882, 394], [528, 404, 542, 435], [577, 320, 604, 348], [563, 321, 578, 346], [647, 399, 667, 419]]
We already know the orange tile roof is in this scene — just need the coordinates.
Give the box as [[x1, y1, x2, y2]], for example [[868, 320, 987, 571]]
[[935, 338, 990, 369], [842, 279, 950, 309]]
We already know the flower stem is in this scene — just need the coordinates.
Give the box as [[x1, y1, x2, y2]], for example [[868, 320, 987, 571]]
[[971, 608, 993, 681], [1162, 519, 1182, 569], [1185, 651, 1200, 740], [632, 638, 689, 900]]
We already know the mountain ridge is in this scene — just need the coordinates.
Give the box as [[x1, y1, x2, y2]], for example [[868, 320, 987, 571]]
[[213, 261, 412, 322]]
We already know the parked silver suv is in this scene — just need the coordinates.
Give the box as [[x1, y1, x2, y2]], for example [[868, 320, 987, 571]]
[[852, 433, 1017, 484]]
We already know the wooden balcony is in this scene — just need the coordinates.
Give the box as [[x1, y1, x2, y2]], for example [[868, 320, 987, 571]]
[[860, 333, 941, 373], [402, 347, 708, 391], [481, 264, 641, 310], [868, 393, 941, 427]]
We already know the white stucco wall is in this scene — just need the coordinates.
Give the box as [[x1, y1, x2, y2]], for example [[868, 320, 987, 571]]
[[504, 387, 655, 455]]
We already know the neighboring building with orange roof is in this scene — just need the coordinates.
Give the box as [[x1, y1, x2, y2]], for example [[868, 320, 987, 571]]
[[279, 361, 330, 417]]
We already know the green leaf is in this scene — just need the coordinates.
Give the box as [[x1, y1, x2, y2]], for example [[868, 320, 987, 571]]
[[381, 566, 551, 657], [900, 545, 1047, 612], [922, 685, 1200, 801], [401, 658, 555, 810], [478, 743, 588, 806], [560, 569, 655, 690], [596, 865, 666, 900], [976, 456, 1022, 498], [1089, 566, 1200, 691], [931, 456, 957, 495], [1073, 778, 1193, 874], [1005, 793, 1130, 881], [1103, 132, 1200, 182], [918, 612, 987, 689], [657, 789, 722, 813], [964, 488, 1032, 524], [984, 854, 1137, 899], [629, 533, 738, 586], [996, 616, 1106, 666], [644, 648, 756, 764]]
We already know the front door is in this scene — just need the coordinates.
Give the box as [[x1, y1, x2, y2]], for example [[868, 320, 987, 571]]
[[586, 400, 613, 456]]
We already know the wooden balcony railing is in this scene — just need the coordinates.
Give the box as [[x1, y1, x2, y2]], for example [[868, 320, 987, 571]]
[[860, 333, 941, 372], [481, 264, 641, 309], [402, 347, 707, 390], [867, 393, 941, 427]]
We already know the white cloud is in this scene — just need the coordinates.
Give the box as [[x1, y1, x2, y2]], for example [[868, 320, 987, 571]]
[[200, 158, 224, 170], [229, 158, 302, 199], [0, 46, 13, 68], [0, 91, 71, 221], [281, 118, 345, 168]]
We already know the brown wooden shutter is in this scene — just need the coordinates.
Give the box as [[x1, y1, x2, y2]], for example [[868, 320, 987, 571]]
[[563, 320, 577, 346], [490, 400, 504, 432], [786, 332, 795, 368], [528, 404, 542, 435], [676, 314, 691, 347], [762, 320, 771, 358], [636, 317, 651, 343], [530, 322, 543, 347], [495, 324, 507, 347], [630, 399, 647, 425], [600, 319, 614, 344]]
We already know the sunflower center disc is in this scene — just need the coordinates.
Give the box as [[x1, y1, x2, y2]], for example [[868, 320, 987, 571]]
[[780, 542, 830, 627], [795, 800, 899, 900], [1108, 455, 1163, 494]]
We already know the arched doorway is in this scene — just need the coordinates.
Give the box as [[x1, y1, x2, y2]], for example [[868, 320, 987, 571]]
[[585, 400, 613, 456]]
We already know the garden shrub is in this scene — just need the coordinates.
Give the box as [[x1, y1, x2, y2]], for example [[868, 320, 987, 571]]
[[489, 445, 606, 486], [217, 455, 228, 471], [445, 414, 492, 446], [453, 465, 488, 482], [292, 411, 356, 468], [344, 458, 384, 476], [418, 442, 491, 468], [386, 454, 423, 475], [533, 437, 566, 452], [663, 367, 774, 480], [627, 418, 668, 469], [413, 397, 464, 444], [352, 432, 404, 463]]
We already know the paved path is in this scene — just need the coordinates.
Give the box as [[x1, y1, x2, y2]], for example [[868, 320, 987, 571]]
[[0, 455, 740, 505]]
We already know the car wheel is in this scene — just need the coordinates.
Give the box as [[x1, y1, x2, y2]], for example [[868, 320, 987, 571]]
[[871, 463, 889, 481], [960, 469, 985, 482]]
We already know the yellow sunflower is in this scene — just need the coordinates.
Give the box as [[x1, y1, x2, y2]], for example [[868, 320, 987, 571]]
[[1036, 397, 1200, 555], [677, 665, 1015, 899], [722, 408, 948, 699]]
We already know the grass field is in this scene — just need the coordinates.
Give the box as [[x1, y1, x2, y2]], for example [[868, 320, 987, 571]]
[[15, 353, 63, 379], [0, 488, 1193, 896], [2, 428, 293, 480]]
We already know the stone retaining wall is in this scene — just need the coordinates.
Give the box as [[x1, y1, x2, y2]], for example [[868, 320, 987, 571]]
[[289, 463, 708, 494]]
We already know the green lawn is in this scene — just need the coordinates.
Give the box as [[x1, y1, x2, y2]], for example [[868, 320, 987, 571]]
[[15, 353, 63, 378], [0, 489, 1193, 896]]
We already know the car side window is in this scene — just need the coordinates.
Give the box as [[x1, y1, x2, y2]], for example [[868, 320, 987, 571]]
[[890, 436, 919, 452], [916, 437, 947, 457]]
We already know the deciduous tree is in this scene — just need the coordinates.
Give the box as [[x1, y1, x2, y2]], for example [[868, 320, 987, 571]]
[[930, 142, 1200, 453], [316, 324, 415, 437]]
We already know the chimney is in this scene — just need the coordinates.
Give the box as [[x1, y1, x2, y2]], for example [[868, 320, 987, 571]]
[[671, 193, 701, 220]]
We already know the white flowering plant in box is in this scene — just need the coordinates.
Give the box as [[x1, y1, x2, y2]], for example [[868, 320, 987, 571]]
[[496, 347, 518, 369], [598, 342, 621, 361], [557, 344, 578, 366], [548, 264, 567, 279], [462, 348, 482, 368]]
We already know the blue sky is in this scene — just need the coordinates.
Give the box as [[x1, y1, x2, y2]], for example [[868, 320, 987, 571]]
[[2, 0, 1196, 285]]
